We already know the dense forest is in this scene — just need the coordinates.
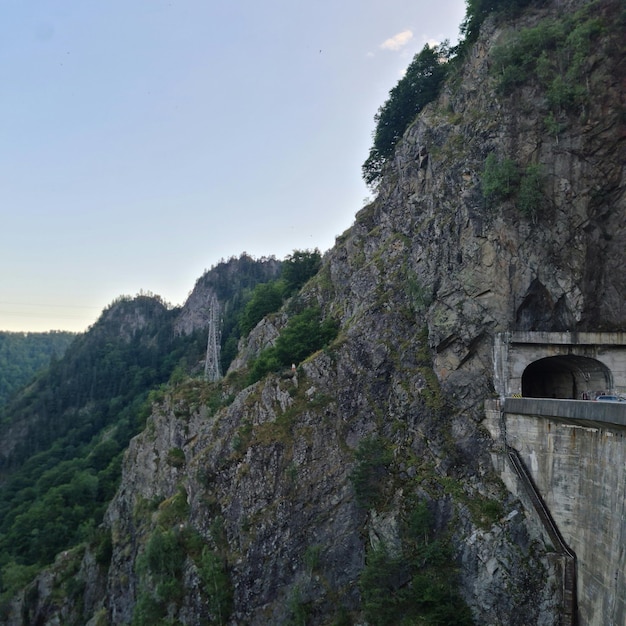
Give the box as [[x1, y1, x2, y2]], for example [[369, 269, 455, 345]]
[[0, 331, 75, 408], [0, 251, 323, 608]]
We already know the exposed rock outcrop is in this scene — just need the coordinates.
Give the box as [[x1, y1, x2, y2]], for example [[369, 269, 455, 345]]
[[7, 0, 625, 623]]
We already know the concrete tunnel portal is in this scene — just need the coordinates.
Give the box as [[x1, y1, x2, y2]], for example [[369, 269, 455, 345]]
[[491, 333, 626, 624], [521, 355, 612, 399]]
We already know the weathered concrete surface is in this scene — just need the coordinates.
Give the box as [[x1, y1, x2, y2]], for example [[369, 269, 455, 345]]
[[485, 400, 626, 626], [504, 397, 626, 430], [494, 332, 626, 398]]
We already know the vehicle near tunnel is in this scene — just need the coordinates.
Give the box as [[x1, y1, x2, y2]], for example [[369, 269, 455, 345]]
[[595, 395, 625, 402]]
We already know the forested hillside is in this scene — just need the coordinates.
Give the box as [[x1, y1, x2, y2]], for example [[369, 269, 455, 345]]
[[1, 0, 624, 621], [0, 295, 198, 576], [0, 252, 321, 608], [0, 331, 75, 407]]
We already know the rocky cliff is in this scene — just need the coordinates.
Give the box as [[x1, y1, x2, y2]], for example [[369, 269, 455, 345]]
[[6, 0, 625, 623]]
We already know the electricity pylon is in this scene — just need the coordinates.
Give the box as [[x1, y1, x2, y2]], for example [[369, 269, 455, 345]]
[[204, 294, 222, 382]]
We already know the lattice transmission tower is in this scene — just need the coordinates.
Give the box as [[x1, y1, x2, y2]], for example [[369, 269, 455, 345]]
[[204, 294, 222, 382]]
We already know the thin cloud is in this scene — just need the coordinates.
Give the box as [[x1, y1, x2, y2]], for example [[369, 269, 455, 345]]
[[380, 30, 413, 51]]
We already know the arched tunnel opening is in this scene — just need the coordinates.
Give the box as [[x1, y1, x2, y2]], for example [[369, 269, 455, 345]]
[[521, 355, 613, 399]]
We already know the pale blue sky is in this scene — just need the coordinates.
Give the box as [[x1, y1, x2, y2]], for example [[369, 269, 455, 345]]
[[1, 0, 465, 332]]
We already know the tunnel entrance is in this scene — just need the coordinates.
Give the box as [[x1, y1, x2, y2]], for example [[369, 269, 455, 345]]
[[521, 355, 613, 399]]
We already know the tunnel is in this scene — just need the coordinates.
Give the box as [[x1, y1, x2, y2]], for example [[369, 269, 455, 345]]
[[521, 355, 613, 399]]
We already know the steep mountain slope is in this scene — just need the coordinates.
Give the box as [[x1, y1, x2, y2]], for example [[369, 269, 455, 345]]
[[0, 295, 198, 570], [3, 0, 625, 623], [353, 0, 626, 406], [0, 331, 75, 408], [0, 256, 282, 596]]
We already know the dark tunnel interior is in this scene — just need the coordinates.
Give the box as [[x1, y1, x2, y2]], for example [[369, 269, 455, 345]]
[[521, 355, 612, 399]]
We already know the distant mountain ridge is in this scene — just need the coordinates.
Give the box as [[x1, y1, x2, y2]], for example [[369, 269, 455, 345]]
[[1, 0, 624, 623], [0, 254, 284, 596]]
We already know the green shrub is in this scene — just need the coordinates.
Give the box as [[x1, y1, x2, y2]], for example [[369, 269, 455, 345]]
[[517, 163, 545, 220], [239, 281, 286, 336], [94, 528, 113, 566], [543, 110, 566, 138], [281, 249, 322, 293], [481, 153, 519, 207], [330, 607, 353, 626], [144, 529, 185, 583], [491, 5, 606, 116], [198, 547, 232, 625], [461, 0, 537, 47], [273, 307, 338, 366], [247, 350, 282, 385], [363, 44, 450, 187], [132, 528, 187, 624], [303, 544, 322, 574], [359, 499, 475, 625], [546, 75, 583, 111], [157, 487, 189, 528], [285, 585, 311, 626], [493, 18, 565, 92], [232, 420, 253, 456], [247, 307, 338, 385], [131, 591, 163, 626], [238, 249, 322, 338], [0, 561, 38, 597], [209, 515, 228, 548], [406, 275, 433, 315], [481, 154, 547, 220], [472, 497, 504, 528], [350, 436, 393, 510], [419, 366, 445, 413], [166, 447, 186, 468]]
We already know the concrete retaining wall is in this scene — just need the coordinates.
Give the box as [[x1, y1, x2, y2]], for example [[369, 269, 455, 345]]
[[504, 397, 626, 430], [485, 399, 626, 626]]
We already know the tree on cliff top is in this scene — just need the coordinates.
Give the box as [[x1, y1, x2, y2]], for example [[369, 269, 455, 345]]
[[362, 44, 450, 188], [461, 0, 539, 45], [362, 0, 546, 190]]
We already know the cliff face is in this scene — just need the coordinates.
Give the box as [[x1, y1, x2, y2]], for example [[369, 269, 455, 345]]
[[7, 0, 625, 624], [361, 0, 626, 408], [173, 254, 282, 337]]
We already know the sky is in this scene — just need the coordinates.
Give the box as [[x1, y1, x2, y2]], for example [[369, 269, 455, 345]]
[[0, 0, 466, 332]]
